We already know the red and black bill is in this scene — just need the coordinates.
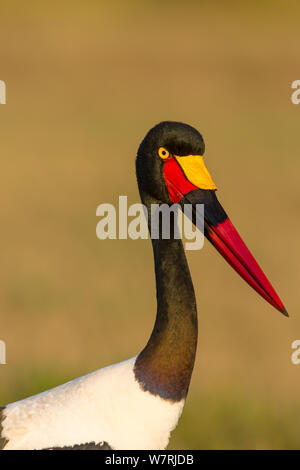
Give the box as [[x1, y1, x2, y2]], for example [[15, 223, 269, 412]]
[[163, 154, 288, 316]]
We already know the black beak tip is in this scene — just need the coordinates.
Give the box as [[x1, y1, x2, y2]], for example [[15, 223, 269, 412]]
[[280, 307, 289, 317]]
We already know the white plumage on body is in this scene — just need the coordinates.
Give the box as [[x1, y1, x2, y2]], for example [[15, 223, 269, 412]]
[[1, 357, 184, 450]]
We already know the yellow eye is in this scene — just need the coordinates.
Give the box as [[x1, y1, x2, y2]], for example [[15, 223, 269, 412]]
[[158, 147, 170, 159]]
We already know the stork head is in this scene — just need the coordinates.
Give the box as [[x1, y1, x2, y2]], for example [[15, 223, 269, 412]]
[[136, 121, 287, 316]]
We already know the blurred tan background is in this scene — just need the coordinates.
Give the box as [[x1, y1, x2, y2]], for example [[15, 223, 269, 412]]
[[0, 0, 299, 449]]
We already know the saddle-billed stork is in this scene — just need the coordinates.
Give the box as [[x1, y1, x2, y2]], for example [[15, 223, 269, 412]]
[[0, 122, 287, 450]]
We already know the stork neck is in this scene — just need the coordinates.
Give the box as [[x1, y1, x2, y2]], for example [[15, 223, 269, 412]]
[[134, 194, 198, 402]]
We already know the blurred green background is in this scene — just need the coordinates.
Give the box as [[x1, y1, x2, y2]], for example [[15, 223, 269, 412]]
[[0, 0, 300, 449]]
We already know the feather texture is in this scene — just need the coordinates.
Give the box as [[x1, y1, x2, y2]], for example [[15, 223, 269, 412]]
[[1, 357, 184, 450]]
